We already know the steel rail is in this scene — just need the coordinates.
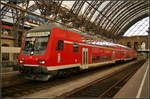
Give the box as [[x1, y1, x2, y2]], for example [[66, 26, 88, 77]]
[[59, 59, 146, 98], [99, 61, 144, 97]]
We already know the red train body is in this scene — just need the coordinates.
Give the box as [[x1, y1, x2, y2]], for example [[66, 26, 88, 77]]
[[18, 23, 137, 81]]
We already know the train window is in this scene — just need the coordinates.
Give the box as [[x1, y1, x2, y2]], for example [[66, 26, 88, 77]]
[[73, 43, 79, 53], [92, 56, 96, 63], [86, 36, 91, 44], [56, 40, 64, 50], [92, 55, 111, 63], [81, 35, 86, 43]]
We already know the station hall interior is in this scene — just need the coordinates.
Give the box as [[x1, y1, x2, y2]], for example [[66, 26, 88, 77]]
[[0, 0, 149, 98]]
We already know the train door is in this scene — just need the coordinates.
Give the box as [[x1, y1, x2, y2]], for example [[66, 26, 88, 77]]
[[82, 48, 88, 69]]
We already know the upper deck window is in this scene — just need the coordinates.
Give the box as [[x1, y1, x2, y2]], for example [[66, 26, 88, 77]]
[[73, 43, 79, 53], [81, 35, 91, 44], [56, 40, 64, 50], [81, 35, 86, 43]]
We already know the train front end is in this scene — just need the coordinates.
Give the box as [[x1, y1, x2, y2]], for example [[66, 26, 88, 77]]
[[18, 31, 52, 81]]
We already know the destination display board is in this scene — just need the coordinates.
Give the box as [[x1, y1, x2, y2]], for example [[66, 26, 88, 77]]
[[26, 32, 50, 37]]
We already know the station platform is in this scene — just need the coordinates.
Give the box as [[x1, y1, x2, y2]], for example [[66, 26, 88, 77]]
[[1, 71, 27, 88], [2, 67, 14, 72], [114, 60, 149, 98]]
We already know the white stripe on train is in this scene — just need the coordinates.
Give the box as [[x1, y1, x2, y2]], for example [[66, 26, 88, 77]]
[[23, 58, 134, 71]]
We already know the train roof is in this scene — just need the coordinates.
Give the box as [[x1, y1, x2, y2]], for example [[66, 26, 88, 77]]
[[95, 41, 131, 49], [114, 44, 132, 50], [28, 22, 85, 35], [28, 22, 132, 50]]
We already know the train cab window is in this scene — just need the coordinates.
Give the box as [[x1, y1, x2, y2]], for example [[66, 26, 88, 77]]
[[73, 43, 79, 53], [22, 34, 50, 55], [56, 40, 64, 50]]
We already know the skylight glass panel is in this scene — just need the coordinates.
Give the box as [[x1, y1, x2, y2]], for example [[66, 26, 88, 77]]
[[124, 17, 149, 36]]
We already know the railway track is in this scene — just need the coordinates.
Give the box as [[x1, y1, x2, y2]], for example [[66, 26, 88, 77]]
[[2, 58, 146, 98], [61, 59, 146, 98]]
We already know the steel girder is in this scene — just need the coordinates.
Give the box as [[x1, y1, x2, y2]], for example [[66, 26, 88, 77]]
[[97, 1, 119, 28], [116, 9, 148, 40], [102, 1, 131, 31], [117, 13, 148, 40], [112, 3, 148, 37], [98, 1, 121, 35], [0, 0, 149, 41], [110, 1, 147, 35], [116, 7, 148, 35]]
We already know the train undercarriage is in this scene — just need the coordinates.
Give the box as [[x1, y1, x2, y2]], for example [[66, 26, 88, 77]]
[[19, 65, 80, 81]]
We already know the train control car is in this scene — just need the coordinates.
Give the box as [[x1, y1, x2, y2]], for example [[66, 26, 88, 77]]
[[18, 22, 137, 81]]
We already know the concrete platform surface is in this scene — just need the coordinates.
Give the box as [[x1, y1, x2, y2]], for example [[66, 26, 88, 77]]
[[114, 60, 149, 98], [1, 71, 27, 88]]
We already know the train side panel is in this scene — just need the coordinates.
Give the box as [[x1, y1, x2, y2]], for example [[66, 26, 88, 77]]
[[47, 28, 82, 68]]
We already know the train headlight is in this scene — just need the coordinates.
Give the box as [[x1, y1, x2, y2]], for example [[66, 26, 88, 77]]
[[19, 60, 24, 64], [39, 60, 46, 64], [19, 58, 24, 64]]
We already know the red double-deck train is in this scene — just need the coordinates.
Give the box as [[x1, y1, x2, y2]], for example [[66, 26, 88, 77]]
[[18, 23, 137, 81]]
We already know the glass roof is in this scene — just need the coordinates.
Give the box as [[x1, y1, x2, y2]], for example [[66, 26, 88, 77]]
[[0, 0, 149, 40], [124, 17, 149, 37]]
